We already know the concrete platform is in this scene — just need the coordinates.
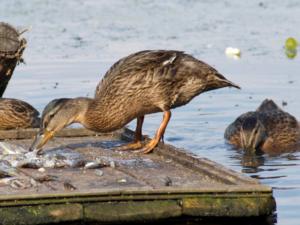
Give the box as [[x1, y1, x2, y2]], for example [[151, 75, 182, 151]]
[[0, 128, 276, 224]]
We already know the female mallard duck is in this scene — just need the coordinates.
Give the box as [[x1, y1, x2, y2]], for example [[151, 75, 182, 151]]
[[0, 98, 40, 129], [30, 50, 239, 153], [225, 99, 300, 154]]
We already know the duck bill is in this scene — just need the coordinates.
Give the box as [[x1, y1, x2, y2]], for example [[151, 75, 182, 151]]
[[29, 130, 54, 153], [222, 79, 241, 89], [240, 132, 261, 153]]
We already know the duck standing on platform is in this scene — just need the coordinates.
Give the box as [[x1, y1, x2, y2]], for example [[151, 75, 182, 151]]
[[225, 99, 300, 154], [30, 50, 239, 154], [0, 98, 40, 130]]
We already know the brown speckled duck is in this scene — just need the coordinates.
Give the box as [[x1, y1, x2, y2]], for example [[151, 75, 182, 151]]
[[0, 98, 40, 129], [30, 50, 239, 153], [225, 99, 300, 154]]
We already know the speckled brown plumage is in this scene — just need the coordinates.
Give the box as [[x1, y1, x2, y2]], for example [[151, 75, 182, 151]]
[[88, 50, 239, 132], [225, 99, 300, 154], [0, 98, 40, 129], [31, 50, 239, 153]]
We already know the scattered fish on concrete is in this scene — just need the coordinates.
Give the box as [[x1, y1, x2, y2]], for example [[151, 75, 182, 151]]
[[0, 160, 17, 178], [0, 142, 107, 169], [0, 142, 27, 155], [0, 142, 112, 189], [0, 177, 31, 189]]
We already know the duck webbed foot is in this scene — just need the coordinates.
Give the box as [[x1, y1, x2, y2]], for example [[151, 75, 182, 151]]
[[115, 141, 143, 151], [114, 111, 171, 154], [114, 116, 144, 151], [141, 138, 160, 154]]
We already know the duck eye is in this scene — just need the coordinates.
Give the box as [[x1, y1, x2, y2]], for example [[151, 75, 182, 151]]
[[42, 113, 55, 129], [42, 120, 49, 129], [49, 113, 55, 119]]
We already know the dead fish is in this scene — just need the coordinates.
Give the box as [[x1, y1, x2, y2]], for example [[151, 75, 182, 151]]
[[0, 177, 31, 189], [0, 160, 17, 178], [0, 143, 107, 170], [16, 158, 44, 169], [84, 157, 111, 169], [0, 142, 27, 155], [44, 149, 86, 168], [84, 161, 104, 169], [10, 178, 31, 189]]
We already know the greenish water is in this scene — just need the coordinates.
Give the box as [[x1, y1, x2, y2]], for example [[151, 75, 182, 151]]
[[1, 1, 300, 224]]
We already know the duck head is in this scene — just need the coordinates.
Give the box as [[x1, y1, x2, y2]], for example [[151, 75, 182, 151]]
[[256, 99, 281, 112], [30, 98, 90, 153], [240, 116, 267, 152]]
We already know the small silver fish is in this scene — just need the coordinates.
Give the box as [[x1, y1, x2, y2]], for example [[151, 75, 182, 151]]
[[0, 177, 31, 189], [84, 160, 109, 169], [0, 142, 27, 155], [0, 160, 17, 178], [44, 149, 86, 168], [0, 143, 108, 171]]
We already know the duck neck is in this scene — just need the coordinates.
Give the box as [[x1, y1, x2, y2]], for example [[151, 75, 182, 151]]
[[71, 97, 93, 124], [81, 97, 133, 132]]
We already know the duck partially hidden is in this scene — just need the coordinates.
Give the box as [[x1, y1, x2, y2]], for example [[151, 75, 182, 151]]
[[0, 98, 40, 130], [30, 50, 239, 154], [225, 99, 300, 154]]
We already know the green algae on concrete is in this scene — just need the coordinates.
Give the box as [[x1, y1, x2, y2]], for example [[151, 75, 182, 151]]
[[84, 200, 182, 222], [0, 204, 82, 225], [182, 195, 276, 217]]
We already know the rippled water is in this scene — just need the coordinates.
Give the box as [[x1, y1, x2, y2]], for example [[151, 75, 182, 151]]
[[1, 1, 300, 225]]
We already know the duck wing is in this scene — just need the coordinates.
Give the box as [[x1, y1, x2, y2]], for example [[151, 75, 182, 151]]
[[95, 50, 184, 98], [95, 50, 239, 102]]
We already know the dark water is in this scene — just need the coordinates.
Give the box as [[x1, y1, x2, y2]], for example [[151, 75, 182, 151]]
[[1, 1, 300, 225]]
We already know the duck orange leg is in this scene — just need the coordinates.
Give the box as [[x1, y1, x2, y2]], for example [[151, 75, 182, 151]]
[[142, 111, 171, 154], [116, 116, 144, 151]]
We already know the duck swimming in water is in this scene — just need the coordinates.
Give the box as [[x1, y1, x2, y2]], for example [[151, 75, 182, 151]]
[[225, 99, 300, 154], [30, 50, 239, 154], [0, 98, 40, 130]]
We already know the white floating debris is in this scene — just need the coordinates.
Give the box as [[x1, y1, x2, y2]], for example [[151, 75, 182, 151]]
[[225, 47, 241, 59]]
